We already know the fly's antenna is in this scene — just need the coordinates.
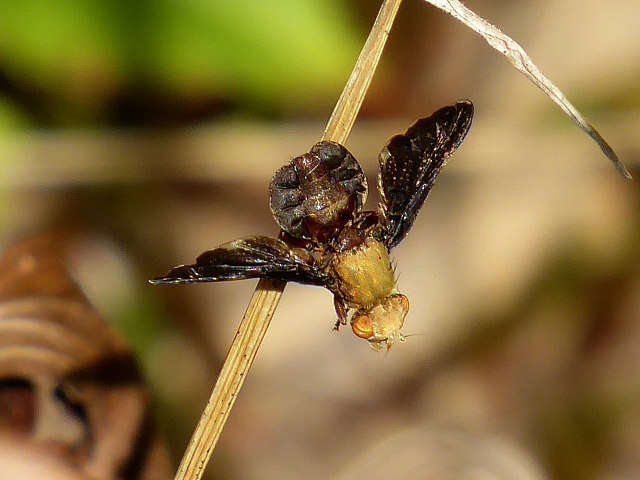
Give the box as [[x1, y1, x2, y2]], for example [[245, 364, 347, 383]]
[[401, 332, 425, 342]]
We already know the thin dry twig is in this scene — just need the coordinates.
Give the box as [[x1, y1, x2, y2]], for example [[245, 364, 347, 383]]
[[172, 1, 403, 480], [423, 0, 632, 179], [321, 1, 403, 144]]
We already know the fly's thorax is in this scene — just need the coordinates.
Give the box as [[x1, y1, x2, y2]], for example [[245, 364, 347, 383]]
[[330, 237, 395, 308], [334, 226, 367, 253], [351, 293, 409, 351]]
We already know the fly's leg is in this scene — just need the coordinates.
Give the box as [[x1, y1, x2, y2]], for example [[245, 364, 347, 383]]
[[333, 295, 349, 330]]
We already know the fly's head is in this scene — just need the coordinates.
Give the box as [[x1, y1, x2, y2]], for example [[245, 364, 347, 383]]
[[350, 293, 409, 351]]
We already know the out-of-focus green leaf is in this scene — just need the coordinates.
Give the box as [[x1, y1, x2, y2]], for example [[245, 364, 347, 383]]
[[144, 0, 361, 109], [0, 0, 126, 91], [0, 0, 362, 117], [0, 99, 28, 131]]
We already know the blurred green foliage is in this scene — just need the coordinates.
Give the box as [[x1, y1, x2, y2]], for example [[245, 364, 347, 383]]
[[0, 0, 362, 127], [0, 98, 27, 130]]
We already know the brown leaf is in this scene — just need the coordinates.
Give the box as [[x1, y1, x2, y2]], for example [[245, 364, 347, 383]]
[[0, 235, 171, 480]]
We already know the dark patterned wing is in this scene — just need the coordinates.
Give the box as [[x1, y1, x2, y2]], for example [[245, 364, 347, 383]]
[[269, 141, 367, 241], [150, 236, 327, 285], [377, 101, 474, 248]]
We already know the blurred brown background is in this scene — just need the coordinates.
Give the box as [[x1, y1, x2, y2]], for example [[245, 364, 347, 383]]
[[0, 0, 639, 478]]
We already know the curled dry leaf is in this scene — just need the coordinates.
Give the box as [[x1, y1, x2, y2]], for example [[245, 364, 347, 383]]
[[424, 0, 632, 179], [0, 235, 171, 480]]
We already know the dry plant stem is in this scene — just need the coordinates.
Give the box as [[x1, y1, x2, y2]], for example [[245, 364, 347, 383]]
[[322, 0, 403, 144], [172, 1, 403, 480], [423, 0, 631, 179], [173, 277, 285, 480]]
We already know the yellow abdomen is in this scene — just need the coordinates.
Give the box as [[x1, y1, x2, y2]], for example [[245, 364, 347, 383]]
[[331, 237, 395, 308]]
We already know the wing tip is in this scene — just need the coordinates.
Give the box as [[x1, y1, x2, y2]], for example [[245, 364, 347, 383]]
[[455, 99, 474, 111], [454, 100, 474, 126], [149, 265, 198, 285], [148, 276, 191, 285]]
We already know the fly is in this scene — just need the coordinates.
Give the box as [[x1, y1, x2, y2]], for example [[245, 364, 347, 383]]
[[151, 101, 474, 350]]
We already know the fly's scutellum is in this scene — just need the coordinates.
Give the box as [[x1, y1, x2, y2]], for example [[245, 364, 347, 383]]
[[152, 101, 474, 350]]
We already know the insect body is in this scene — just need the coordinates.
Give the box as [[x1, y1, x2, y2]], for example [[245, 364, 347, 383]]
[[151, 101, 474, 350]]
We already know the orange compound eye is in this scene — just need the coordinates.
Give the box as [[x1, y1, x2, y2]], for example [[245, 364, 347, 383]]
[[351, 314, 373, 340]]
